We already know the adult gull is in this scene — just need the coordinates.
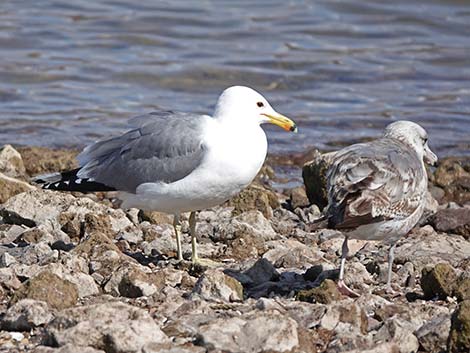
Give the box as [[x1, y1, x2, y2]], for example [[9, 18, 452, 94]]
[[34, 86, 297, 265], [325, 121, 437, 295]]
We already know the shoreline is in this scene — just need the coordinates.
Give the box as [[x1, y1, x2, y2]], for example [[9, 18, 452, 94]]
[[0, 144, 469, 352]]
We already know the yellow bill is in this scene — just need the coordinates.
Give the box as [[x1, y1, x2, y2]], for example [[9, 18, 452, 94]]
[[262, 113, 298, 133]]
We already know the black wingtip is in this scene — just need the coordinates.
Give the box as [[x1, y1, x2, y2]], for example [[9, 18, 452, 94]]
[[35, 168, 116, 192]]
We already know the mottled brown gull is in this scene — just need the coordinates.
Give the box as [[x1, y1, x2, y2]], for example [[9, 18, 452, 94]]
[[326, 120, 438, 295], [34, 86, 297, 265]]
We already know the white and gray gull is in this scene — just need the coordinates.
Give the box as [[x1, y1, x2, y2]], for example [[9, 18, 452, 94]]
[[34, 86, 297, 266], [325, 121, 437, 295]]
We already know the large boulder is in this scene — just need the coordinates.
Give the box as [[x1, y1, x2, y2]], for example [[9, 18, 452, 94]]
[[302, 150, 335, 210]]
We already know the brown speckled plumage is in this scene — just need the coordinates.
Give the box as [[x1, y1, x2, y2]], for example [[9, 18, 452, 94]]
[[325, 120, 438, 295]]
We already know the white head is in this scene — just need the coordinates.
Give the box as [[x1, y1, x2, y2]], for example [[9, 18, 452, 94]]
[[213, 86, 297, 132], [383, 120, 438, 166]]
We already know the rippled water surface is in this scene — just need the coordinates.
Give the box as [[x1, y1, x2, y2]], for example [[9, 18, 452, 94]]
[[1, 0, 469, 164]]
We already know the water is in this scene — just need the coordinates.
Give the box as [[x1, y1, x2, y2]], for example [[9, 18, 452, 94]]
[[1, 0, 469, 166]]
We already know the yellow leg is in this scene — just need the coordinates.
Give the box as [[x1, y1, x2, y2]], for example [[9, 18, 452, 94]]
[[189, 211, 221, 268], [189, 211, 198, 262], [173, 214, 183, 261]]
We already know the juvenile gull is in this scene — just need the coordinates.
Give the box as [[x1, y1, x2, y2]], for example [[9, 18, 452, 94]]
[[326, 121, 437, 295], [34, 86, 297, 265]]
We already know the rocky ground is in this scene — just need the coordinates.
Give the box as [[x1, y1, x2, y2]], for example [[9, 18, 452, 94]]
[[0, 144, 469, 353]]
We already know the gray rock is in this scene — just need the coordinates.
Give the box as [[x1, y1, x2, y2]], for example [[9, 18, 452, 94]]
[[141, 223, 180, 258], [116, 230, 143, 245], [325, 331, 373, 353], [46, 263, 100, 298], [0, 224, 28, 244], [0, 189, 134, 234], [46, 302, 169, 352], [0, 252, 16, 267], [415, 314, 451, 353], [375, 318, 419, 353], [0, 242, 59, 266], [104, 262, 164, 298], [33, 344, 105, 353], [269, 208, 300, 235], [218, 210, 278, 242], [341, 261, 373, 293], [340, 342, 400, 353], [16, 224, 71, 246], [192, 269, 243, 302], [396, 261, 415, 287], [257, 298, 327, 329], [0, 172, 35, 204], [288, 186, 310, 209], [2, 299, 53, 331], [420, 191, 438, 225], [243, 258, 280, 285], [431, 207, 470, 240], [0, 267, 22, 291], [12, 270, 78, 310], [0, 145, 26, 178], [161, 300, 217, 342], [263, 239, 324, 268], [395, 225, 470, 271], [319, 301, 367, 334], [142, 345, 205, 353], [197, 311, 299, 353], [10, 263, 42, 280], [295, 204, 322, 223], [72, 231, 132, 284]]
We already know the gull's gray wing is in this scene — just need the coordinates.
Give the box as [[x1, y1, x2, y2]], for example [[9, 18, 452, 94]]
[[76, 111, 209, 192], [326, 138, 425, 229]]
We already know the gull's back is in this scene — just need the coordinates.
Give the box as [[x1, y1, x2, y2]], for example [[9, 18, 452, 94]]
[[326, 137, 426, 239], [35, 111, 209, 193]]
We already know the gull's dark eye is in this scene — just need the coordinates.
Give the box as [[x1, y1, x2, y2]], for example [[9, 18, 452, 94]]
[[257, 101, 264, 108], [423, 137, 428, 144]]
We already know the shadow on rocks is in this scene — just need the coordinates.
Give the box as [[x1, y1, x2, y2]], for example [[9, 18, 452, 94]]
[[224, 258, 337, 300]]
